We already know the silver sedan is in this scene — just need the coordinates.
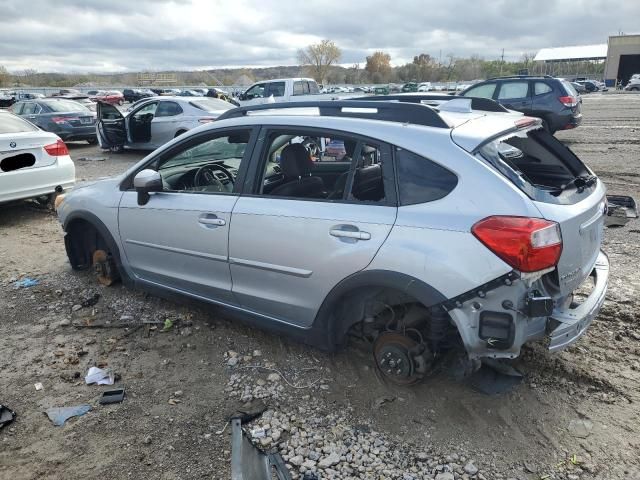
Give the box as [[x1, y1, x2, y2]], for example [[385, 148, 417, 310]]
[[96, 96, 235, 151]]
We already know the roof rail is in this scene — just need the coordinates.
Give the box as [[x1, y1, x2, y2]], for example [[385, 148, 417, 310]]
[[486, 74, 554, 80], [352, 94, 509, 113], [215, 100, 450, 128]]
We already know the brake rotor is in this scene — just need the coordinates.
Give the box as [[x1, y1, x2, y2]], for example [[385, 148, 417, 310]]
[[92, 249, 116, 286], [373, 331, 427, 385]]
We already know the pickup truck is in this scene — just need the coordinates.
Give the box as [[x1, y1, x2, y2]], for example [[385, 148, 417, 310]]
[[237, 78, 344, 106]]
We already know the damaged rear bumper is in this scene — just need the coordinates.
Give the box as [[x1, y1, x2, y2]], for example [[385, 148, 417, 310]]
[[547, 250, 609, 352]]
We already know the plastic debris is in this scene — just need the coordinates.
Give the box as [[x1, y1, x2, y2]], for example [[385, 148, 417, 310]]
[[0, 405, 16, 429], [45, 405, 91, 426], [34, 382, 44, 391], [161, 318, 174, 332], [14, 278, 39, 288], [85, 366, 114, 385]]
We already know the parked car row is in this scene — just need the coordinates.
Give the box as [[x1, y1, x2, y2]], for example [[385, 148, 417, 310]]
[[8, 98, 97, 143]]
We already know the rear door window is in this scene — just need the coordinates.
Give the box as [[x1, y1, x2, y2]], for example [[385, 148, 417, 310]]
[[21, 103, 38, 115], [462, 83, 497, 99], [497, 81, 529, 100], [293, 81, 310, 96], [534, 82, 553, 95], [267, 82, 286, 97], [395, 148, 458, 205], [155, 101, 183, 117]]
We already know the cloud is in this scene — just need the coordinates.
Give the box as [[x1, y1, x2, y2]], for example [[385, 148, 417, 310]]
[[0, 0, 637, 72]]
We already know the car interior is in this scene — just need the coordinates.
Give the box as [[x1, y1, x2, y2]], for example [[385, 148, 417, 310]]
[[153, 130, 386, 203], [129, 102, 158, 143], [259, 133, 385, 202], [157, 131, 250, 193]]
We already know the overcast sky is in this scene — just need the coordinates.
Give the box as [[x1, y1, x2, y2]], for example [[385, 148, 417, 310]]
[[0, 0, 638, 73]]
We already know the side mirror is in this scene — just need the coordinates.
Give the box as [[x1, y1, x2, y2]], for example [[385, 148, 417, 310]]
[[239, 93, 247, 101], [133, 169, 162, 205]]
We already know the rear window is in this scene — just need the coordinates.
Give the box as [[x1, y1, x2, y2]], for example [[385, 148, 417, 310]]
[[396, 148, 458, 205], [189, 98, 234, 112], [42, 99, 90, 113], [479, 129, 592, 203], [0, 113, 39, 133], [561, 80, 578, 97]]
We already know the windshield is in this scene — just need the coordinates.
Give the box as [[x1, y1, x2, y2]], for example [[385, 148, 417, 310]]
[[42, 99, 90, 113], [0, 113, 39, 133], [189, 98, 234, 112]]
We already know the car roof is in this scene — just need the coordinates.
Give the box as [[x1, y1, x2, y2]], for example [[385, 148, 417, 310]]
[[206, 105, 530, 153]]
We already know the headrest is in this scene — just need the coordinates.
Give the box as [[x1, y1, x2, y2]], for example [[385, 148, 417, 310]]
[[280, 143, 312, 178]]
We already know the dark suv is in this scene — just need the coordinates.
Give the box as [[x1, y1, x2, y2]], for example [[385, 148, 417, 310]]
[[459, 75, 582, 134]]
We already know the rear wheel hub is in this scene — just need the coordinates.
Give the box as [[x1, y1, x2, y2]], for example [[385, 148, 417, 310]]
[[373, 331, 430, 385]]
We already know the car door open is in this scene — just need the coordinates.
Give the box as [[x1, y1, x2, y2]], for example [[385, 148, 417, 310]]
[[96, 102, 126, 149]]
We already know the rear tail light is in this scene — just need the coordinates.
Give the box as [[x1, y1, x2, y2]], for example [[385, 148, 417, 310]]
[[51, 116, 79, 124], [472, 216, 562, 273], [198, 117, 216, 123], [558, 96, 578, 108], [44, 139, 69, 156]]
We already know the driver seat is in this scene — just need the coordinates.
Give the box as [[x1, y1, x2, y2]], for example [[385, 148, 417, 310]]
[[270, 144, 325, 198]]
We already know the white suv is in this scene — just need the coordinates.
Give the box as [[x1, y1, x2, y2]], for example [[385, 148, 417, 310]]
[[57, 99, 614, 384]]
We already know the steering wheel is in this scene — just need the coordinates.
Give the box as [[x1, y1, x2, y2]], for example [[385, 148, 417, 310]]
[[194, 164, 235, 192]]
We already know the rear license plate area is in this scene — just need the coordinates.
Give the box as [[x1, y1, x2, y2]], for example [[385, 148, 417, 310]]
[[0, 153, 36, 172]]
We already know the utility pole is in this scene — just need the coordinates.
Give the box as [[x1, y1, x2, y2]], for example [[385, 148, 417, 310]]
[[499, 48, 505, 76]]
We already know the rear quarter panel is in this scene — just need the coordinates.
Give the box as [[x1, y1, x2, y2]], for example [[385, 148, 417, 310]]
[[367, 135, 543, 298]]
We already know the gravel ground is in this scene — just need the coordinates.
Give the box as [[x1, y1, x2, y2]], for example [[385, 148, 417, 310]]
[[0, 93, 639, 480]]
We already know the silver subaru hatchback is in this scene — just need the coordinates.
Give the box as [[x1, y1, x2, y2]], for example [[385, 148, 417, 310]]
[[57, 99, 615, 384]]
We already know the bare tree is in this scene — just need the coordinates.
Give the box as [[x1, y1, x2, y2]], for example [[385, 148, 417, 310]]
[[0, 66, 10, 87], [297, 39, 342, 84]]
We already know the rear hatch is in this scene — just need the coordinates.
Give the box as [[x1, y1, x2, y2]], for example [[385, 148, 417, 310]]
[[468, 125, 603, 297]]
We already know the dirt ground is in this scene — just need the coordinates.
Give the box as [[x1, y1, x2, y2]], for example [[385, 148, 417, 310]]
[[1, 94, 639, 480]]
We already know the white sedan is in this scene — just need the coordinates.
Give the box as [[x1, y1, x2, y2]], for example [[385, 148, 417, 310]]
[[0, 110, 75, 205], [96, 96, 235, 152]]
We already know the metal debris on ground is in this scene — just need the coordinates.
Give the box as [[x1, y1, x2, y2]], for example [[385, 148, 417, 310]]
[[605, 194, 638, 227], [231, 417, 292, 480], [45, 405, 91, 426], [99, 388, 125, 405]]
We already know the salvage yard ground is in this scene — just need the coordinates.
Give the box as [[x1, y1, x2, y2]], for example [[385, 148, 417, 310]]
[[1, 93, 639, 480]]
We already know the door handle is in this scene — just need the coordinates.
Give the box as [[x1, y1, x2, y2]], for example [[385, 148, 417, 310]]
[[198, 214, 226, 227], [330, 228, 371, 240]]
